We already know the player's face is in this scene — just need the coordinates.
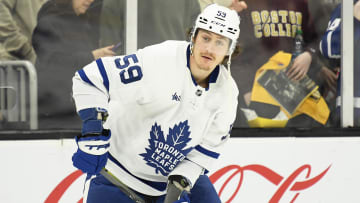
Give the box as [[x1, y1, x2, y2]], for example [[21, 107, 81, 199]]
[[191, 29, 230, 73], [72, 0, 94, 15]]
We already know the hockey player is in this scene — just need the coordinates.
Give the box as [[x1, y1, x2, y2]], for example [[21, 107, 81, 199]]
[[71, 4, 240, 203]]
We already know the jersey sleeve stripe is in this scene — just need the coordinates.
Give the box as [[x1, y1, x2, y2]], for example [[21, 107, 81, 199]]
[[96, 58, 110, 92], [194, 145, 220, 159], [77, 69, 95, 86]]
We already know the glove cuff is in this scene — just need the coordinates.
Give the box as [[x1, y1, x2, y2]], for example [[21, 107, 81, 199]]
[[82, 119, 103, 135], [78, 107, 108, 121], [78, 108, 108, 135]]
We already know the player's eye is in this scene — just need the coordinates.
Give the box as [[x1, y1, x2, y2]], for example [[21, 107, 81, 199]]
[[216, 40, 225, 46], [202, 36, 210, 42]]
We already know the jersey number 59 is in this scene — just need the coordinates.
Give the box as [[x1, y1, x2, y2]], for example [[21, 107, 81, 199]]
[[115, 54, 143, 84]]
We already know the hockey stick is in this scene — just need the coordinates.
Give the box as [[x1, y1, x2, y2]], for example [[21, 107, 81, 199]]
[[100, 168, 145, 203]]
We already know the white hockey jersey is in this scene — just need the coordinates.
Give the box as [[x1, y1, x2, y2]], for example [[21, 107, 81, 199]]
[[72, 40, 239, 196]]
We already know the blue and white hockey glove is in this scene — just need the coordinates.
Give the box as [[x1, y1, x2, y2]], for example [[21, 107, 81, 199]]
[[173, 191, 190, 203], [72, 108, 110, 175], [164, 175, 191, 203]]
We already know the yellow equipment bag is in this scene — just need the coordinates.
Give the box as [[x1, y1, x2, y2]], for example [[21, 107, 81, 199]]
[[248, 51, 330, 127]]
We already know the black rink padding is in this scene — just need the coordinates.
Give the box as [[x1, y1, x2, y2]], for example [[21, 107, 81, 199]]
[[0, 127, 360, 140]]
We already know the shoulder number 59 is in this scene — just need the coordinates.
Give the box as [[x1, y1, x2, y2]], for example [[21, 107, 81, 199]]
[[114, 54, 143, 84]]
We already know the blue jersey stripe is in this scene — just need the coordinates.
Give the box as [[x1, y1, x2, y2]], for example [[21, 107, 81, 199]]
[[195, 145, 220, 159], [78, 69, 95, 86], [96, 58, 110, 92], [108, 153, 167, 191]]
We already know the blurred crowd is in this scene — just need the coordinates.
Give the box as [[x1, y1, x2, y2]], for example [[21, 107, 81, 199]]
[[1, 0, 359, 130]]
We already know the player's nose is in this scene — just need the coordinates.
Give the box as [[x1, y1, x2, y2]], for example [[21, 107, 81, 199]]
[[204, 41, 216, 54]]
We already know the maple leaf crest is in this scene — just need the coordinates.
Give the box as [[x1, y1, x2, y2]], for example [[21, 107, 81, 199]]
[[139, 120, 193, 176]]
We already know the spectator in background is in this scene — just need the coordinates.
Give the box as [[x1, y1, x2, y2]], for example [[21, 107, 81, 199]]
[[32, 0, 115, 129], [0, 0, 46, 64], [320, 0, 360, 126], [99, 0, 200, 54], [228, 0, 329, 128]]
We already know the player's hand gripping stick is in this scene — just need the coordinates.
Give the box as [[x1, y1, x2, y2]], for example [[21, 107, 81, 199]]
[[72, 108, 111, 175], [164, 175, 191, 203]]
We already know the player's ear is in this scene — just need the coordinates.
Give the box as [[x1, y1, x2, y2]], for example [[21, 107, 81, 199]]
[[187, 27, 196, 56], [186, 27, 195, 42]]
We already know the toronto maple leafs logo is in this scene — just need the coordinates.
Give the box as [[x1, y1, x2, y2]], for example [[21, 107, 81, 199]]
[[139, 120, 193, 176]]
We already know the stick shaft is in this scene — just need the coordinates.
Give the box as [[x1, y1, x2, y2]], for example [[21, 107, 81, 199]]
[[100, 168, 145, 203]]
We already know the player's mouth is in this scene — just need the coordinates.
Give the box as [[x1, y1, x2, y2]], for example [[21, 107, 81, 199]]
[[201, 55, 214, 62]]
